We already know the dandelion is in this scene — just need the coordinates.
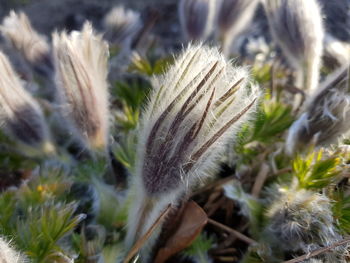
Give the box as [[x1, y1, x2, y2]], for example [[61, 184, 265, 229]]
[[217, 0, 260, 57], [263, 0, 324, 94], [126, 44, 260, 256], [266, 188, 342, 254], [0, 11, 54, 78], [178, 0, 216, 41], [286, 66, 350, 154], [53, 22, 110, 152], [0, 237, 26, 263], [0, 51, 52, 152], [103, 6, 142, 48]]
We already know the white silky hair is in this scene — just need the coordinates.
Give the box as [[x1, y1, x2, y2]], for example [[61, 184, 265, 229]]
[[286, 65, 350, 154], [264, 0, 324, 94], [103, 6, 142, 47], [126, 44, 261, 258], [0, 238, 26, 263], [178, 0, 217, 41], [266, 189, 341, 253], [217, 0, 260, 57], [52, 22, 110, 151], [324, 34, 350, 66], [0, 11, 50, 67], [0, 51, 50, 147]]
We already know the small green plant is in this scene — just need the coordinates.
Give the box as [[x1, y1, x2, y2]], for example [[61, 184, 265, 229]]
[[293, 149, 341, 190], [183, 234, 214, 263]]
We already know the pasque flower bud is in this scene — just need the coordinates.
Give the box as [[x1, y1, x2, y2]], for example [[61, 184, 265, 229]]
[[53, 23, 110, 152], [286, 66, 350, 154], [103, 6, 142, 49], [1, 11, 54, 78], [217, 0, 259, 56], [178, 0, 216, 41], [264, 0, 324, 94], [126, 44, 260, 257], [266, 188, 345, 261], [0, 51, 52, 152]]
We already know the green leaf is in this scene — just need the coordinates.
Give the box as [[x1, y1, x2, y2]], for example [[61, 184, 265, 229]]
[[332, 190, 350, 234], [183, 233, 213, 263], [16, 202, 83, 263], [128, 54, 173, 76], [293, 149, 341, 189], [113, 132, 137, 171], [251, 96, 294, 143]]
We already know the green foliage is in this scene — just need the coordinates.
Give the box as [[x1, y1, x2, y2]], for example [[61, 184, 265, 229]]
[[251, 96, 294, 143], [252, 64, 272, 84], [72, 225, 106, 263], [241, 250, 265, 263], [16, 202, 83, 263], [93, 177, 128, 230], [113, 132, 137, 171], [183, 233, 214, 263], [236, 95, 294, 154], [75, 159, 107, 180], [293, 149, 341, 190], [113, 78, 151, 131], [0, 172, 83, 262], [343, 138, 350, 145], [0, 143, 37, 172], [0, 190, 17, 236], [129, 54, 174, 76], [332, 190, 350, 234]]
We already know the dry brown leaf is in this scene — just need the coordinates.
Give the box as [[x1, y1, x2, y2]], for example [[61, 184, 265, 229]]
[[154, 200, 208, 263]]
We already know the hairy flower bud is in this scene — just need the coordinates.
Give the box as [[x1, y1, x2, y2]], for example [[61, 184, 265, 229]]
[[266, 189, 340, 252], [0, 11, 54, 78], [178, 0, 216, 41], [217, 0, 259, 56], [103, 6, 142, 48], [286, 66, 350, 154], [265, 188, 346, 261], [53, 23, 110, 151], [126, 44, 260, 255], [0, 51, 52, 152], [264, 0, 324, 94]]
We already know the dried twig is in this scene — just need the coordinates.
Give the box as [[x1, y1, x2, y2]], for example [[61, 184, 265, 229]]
[[282, 237, 350, 263], [123, 204, 172, 263], [251, 163, 269, 197], [207, 218, 257, 245]]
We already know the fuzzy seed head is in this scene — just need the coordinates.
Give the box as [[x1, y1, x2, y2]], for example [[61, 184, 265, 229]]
[[286, 66, 350, 154], [0, 51, 50, 148], [138, 44, 260, 197], [0, 237, 26, 263], [103, 6, 142, 47], [264, 0, 324, 93], [0, 11, 53, 77], [266, 189, 341, 253], [179, 0, 216, 41], [53, 23, 110, 151]]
